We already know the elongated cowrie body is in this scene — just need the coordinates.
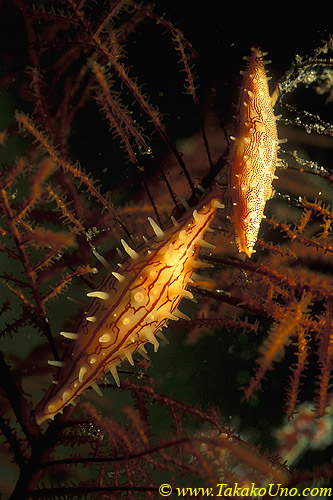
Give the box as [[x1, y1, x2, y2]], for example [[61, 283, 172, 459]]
[[35, 195, 223, 425], [229, 47, 279, 258]]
